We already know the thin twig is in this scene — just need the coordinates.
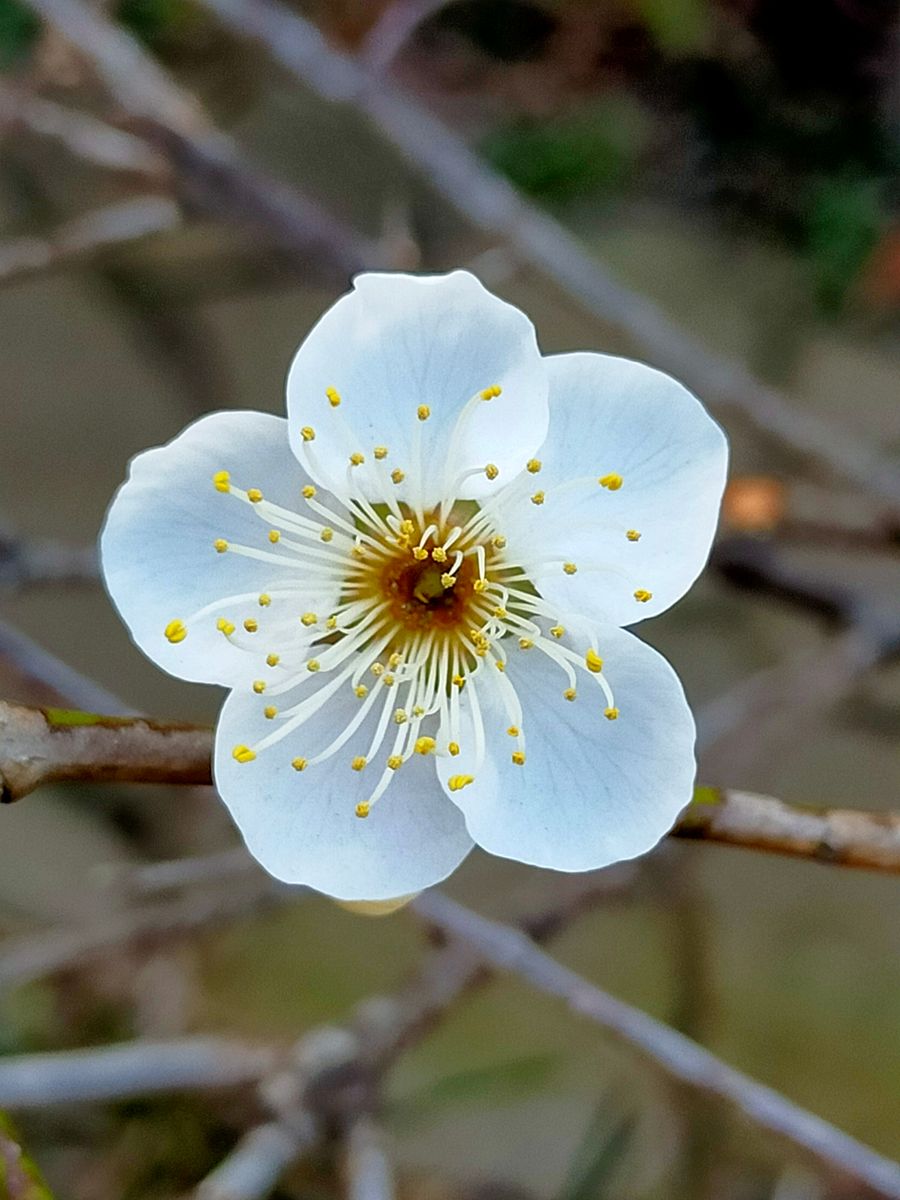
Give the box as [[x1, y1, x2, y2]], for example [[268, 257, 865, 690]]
[[193, 0, 900, 508], [344, 1116, 395, 1200], [0, 529, 99, 591], [0, 621, 133, 715], [195, 1117, 320, 1200], [411, 891, 900, 1199]]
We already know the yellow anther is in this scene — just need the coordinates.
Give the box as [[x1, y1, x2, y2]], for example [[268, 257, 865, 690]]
[[495, 660, 506, 672], [604, 707, 619, 720], [351, 756, 367, 772], [387, 755, 403, 770], [452, 674, 465, 689], [213, 470, 231, 493], [564, 688, 577, 702], [415, 736, 436, 756], [300, 612, 317, 627], [448, 742, 460, 756], [164, 619, 187, 644], [491, 535, 507, 549], [531, 491, 545, 505], [448, 774, 475, 792], [326, 616, 337, 630], [232, 744, 256, 763], [355, 802, 370, 819], [320, 528, 334, 543], [326, 386, 341, 407], [213, 538, 228, 554], [493, 606, 508, 619], [511, 751, 526, 766], [349, 452, 365, 467], [292, 757, 307, 771], [413, 705, 425, 717], [473, 579, 488, 592], [264, 705, 277, 720], [243, 618, 258, 634], [216, 618, 235, 636], [374, 445, 388, 460], [354, 684, 369, 699], [417, 404, 431, 421], [585, 648, 603, 673], [507, 725, 519, 737], [599, 473, 623, 491], [388, 652, 403, 668], [441, 573, 457, 589], [400, 519, 416, 537], [626, 529, 641, 542], [526, 458, 542, 474], [383, 674, 395, 687], [307, 659, 321, 672], [301, 426, 315, 442], [634, 589, 653, 603], [302, 485, 316, 499], [351, 546, 366, 559], [412, 546, 429, 561], [480, 385, 502, 400], [252, 680, 266, 694], [267, 530, 280, 544], [518, 637, 533, 650], [432, 546, 448, 563], [550, 625, 565, 638], [563, 562, 578, 575], [485, 463, 499, 481], [266, 653, 280, 667], [371, 662, 384, 677], [258, 593, 271, 607], [393, 709, 408, 725], [247, 488, 263, 503], [391, 468, 405, 484]]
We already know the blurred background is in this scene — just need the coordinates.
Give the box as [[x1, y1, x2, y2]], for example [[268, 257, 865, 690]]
[[1, 0, 899, 1196]]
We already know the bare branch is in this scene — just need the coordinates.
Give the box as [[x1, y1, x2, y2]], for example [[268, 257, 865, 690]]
[[411, 891, 900, 1200], [192, 0, 900, 509], [0, 621, 133, 715], [359, 0, 452, 73], [344, 1116, 395, 1200], [0, 528, 99, 591], [195, 1117, 319, 1200]]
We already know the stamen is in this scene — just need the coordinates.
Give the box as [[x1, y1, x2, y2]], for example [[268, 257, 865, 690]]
[[634, 589, 653, 603], [626, 529, 641, 541], [599, 473, 623, 490], [164, 619, 187, 644]]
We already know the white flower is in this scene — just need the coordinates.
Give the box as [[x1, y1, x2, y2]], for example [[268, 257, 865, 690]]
[[100, 271, 728, 901]]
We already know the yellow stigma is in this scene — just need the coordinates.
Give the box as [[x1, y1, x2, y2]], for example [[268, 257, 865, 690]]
[[302, 485, 316, 499], [301, 426, 315, 442], [354, 684, 369, 699], [212, 470, 230, 493], [448, 741, 460, 756], [440, 573, 457, 589], [213, 538, 228, 554], [599, 473, 623, 491], [243, 618, 258, 633], [511, 751, 526, 766], [216, 618, 235, 636], [448, 774, 475, 792], [307, 659, 321, 672], [585, 648, 603, 673], [414, 736, 436, 756], [247, 488, 263, 503], [374, 445, 388, 460], [387, 754, 403, 770], [518, 637, 533, 650], [550, 625, 565, 638], [266, 653, 280, 667], [355, 801, 370, 819], [264, 705, 277, 719], [320, 528, 334, 543], [417, 404, 431, 421], [351, 756, 367, 772], [485, 463, 499, 481], [349, 451, 365, 467], [563, 688, 576, 701], [604, 707, 619, 720], [491, 535, 507, 549], [531, 490, 545, 505], [626, 529, 641, 542], [292, 757, 308, 771], [634, 589, 653, 603], [252, 680, 266, 694], [562, 562, 577, 575], [526, 458, 542, 474], [232, 744, 256, 763], [164, 619, 187, 644], [480, 385, 502, 400], [391, 468, 405, 484], [300, 612, 317, 627], [258, 593, 271, 607], [326, 386, 341, 407]]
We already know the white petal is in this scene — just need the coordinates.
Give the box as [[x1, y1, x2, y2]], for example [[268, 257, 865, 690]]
[[499, 353, 728, 626], [100, 411, 338, 686], [436, 627, 695, 872], [213, 685, 474, 900], [285, 271, 549, 507]]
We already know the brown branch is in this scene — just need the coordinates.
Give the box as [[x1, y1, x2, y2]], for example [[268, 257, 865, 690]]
[[0, 621, 134, 715], [2, 701, 898, 873], [411, 891, 900, 1200], [192, 0, 900, 510]]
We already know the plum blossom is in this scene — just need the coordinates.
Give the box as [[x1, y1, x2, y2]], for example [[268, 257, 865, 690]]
[[100, 270, 728, 901]]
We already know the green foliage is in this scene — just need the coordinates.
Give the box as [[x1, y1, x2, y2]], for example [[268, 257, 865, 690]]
[[559, 1102, 636, 1200], [116, 0, 192, 47], [393, 1054, 559, 1129], [0, 1113, 54, 1200], [627, 0, 710, 55], [803, 175, 885, 312], [0, 0, 38, 70]]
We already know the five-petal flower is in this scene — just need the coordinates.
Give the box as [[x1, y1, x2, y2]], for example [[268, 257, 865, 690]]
[[100, 270, 728, 901]]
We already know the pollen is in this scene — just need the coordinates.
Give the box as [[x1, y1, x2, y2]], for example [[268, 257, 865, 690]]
[[448, 742, 460, 756], [518, 637, 533, 650], [374, 445, 388, 460], [415, 736, 436, 755], [300, 612, 317, 627], [320, 528, 334, 543], [448, 774, 475, 792], [388, 652, 403, 668], [417, 405, 431, 421], [266, 653, 280, 667], [563, 562, 577, 575], [164, 619, 187, 644], [265, 530, 279, 545], [531, 491, 545, 505], [604, 707, 619, 720], [326, 616, 337, 629], [354, 684, 369, 699], [216, 618, 235, 636], [626, 529, 641, 542], [485, 463, 499, 480], [495, 660, 506, 672], [585, 648, 603, 673], [526, 458, 542, 473], [387, 755, 403, 770], [351, 756, 367, 771], [382, 674, 395, 687], [391, 468, 405, 484], [371, 662, 384, 677], [252, 680, 266, 694], [564, 688, 577, 701], [307, 659, 321, 672], [452, 674, 465, 689], [301, 426, 315, 442], [247, 488, 263, 503], [232, 744, 256, 763], [302, 485, 316, 499], [507, 725, 519, 737], [550, 625, 565, 638], [212, 470, 230, 493], [214, 539, 228, 553], [326, 387, 341, 407], [511, 751, 526, 765], [393, 709, 408, 725], [243, 618, 258, 633], [634, 589, 653, 603], [264, 705, 277, 720], [480, 385, 502, 399], [292, 757, 308, 771], [349, 452, 365, 467], [599, 473, 623, 490], [355, 802, 370, 819], [258, 593, 271, 607]]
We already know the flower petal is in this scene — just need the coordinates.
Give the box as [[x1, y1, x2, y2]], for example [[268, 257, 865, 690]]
[[100, 411, 337, 686], [498, 352, 728, 626], [436, 627, 695, 872], [213, 685, 474, 900], [286, 271, 549, 508]]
